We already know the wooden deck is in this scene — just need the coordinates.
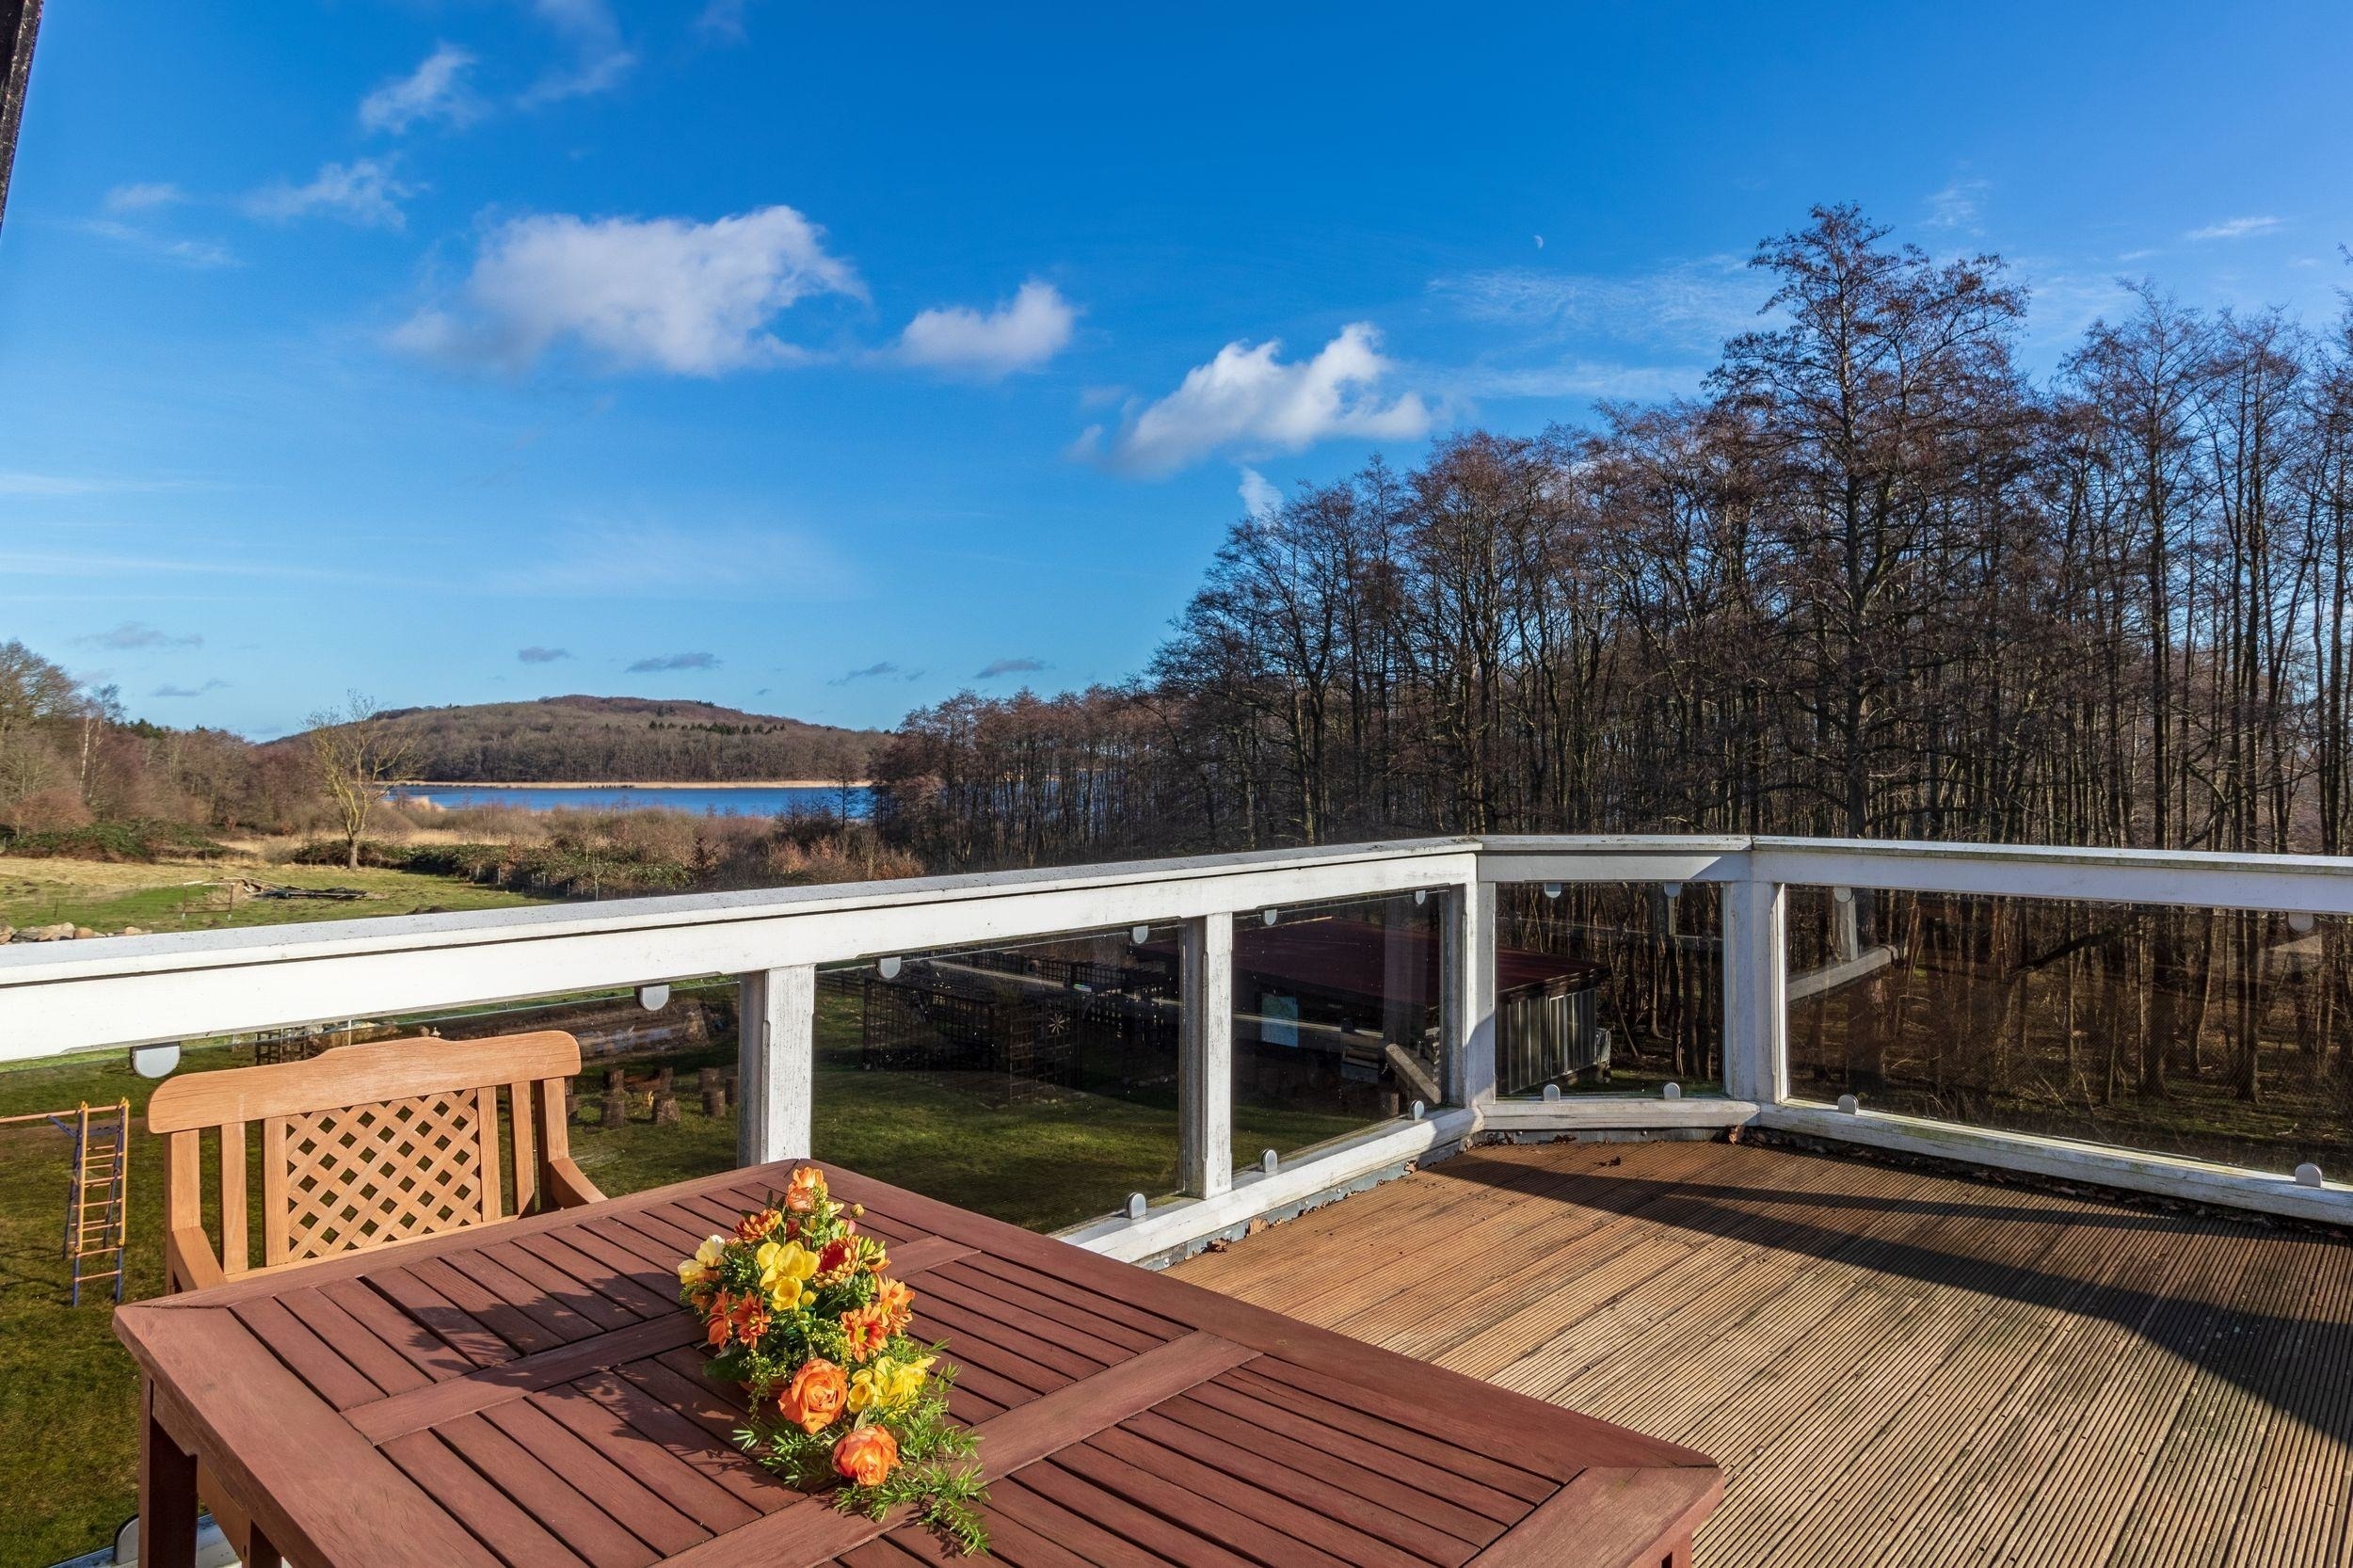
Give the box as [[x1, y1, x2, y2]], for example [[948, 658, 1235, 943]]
[[1171, 1136, 2353, 1568]]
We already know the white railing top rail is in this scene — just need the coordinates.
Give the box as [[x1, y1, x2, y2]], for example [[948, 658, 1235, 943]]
[[10, 832, 2353, 1061], [0, 837, 1479, 1057]]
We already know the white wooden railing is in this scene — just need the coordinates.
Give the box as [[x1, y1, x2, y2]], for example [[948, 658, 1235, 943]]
[[2, 835, 2347, 1262]]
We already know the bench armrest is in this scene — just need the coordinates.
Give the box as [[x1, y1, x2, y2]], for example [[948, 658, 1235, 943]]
[[165, 1225, 225, 1293], [543, 1155, 607, 1208]]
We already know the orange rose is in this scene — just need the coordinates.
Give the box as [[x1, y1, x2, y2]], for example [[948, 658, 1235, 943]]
[[832, 1424, 900, 1486], [783, 1166, 825, 1214], [778, 1358, 848, 1434]]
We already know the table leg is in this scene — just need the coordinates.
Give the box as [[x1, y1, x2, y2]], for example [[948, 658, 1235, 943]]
[[247, 1524, 286, 1568], [138, 1382, 198, 1568]]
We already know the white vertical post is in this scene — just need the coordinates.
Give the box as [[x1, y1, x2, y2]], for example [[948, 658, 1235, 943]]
[[1178, 913, 1234, 1200], [1443, 881, 1497, 1107], [738, 965, 815, 1165], [1723, 876, 1787, 1105]]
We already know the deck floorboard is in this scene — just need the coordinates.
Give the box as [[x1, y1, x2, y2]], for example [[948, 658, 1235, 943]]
[[1171, 1136, 2353, 1568]]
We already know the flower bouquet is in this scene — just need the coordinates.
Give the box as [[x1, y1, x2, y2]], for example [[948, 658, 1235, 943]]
[[677, 1166, 987, 1552]]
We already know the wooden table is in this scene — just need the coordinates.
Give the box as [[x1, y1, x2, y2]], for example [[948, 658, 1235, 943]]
[[119, 1160, 1721, 1568]]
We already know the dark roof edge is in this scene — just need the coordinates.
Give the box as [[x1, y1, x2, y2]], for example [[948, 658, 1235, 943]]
[[0, 0, 46, 234]]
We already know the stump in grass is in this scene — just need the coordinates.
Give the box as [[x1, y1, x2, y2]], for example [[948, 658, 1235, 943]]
[[602, 1069, 629, 1128], [698, 1067, 728, 1117], [653, 1067, 680, 1126]]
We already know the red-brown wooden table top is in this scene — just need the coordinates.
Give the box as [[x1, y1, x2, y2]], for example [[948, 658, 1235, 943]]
[[117, 1160, 1721, 1568]]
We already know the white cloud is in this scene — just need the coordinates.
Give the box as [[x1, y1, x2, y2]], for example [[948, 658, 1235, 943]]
[[360, 43, 479, 134], [2186, 216, 2284, 242], [104, 182, 185, 214], [392, 205, 862, 376], [1239, 466, 1281, 519], [696, 0, 757, 40], [897, 280, 1077, 377], [1105, 323, 1433, 475], [520, 0, 635, 105], [1924, 176, 1990, 232], [68, 219, 236, 267], [78, 621, 202, 650], [1431, 259, 1760, 352], [245, 159, 414, 230]]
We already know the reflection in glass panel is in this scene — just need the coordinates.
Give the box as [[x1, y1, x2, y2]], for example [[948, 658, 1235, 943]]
[[1221, 892, 1445, 1167], [1785, 888, 2353, 1176], [814, 924, 1184, 1232], [1494, 882, 1722, 1095]]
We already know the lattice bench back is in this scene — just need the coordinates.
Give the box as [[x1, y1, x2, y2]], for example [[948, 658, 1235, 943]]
[[148, 1031, 585, 1287]]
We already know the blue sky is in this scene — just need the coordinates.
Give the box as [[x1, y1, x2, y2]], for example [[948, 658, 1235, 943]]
[[3, 1, 2349, 738]]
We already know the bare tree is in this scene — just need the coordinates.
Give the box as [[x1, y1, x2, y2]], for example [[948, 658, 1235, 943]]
[[305, 693, 413, 871]]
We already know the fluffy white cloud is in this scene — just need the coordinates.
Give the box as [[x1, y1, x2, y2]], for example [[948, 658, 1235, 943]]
[[392, 205, 862, 376], [360, 43, 479, 134], [897, 280, 1077, 377], [2186, 216, 2283, 242], [1106, 323, 1431, 474], [245, 159, 414, 229]]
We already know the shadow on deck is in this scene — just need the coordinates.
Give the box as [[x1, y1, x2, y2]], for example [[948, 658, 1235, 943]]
[[1169, 1136, 2353, 1568]]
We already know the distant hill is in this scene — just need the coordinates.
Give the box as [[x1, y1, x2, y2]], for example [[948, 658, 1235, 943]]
[[360, 696, 886, 783]]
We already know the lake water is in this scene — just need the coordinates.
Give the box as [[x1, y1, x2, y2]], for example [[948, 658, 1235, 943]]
[[394, 784, 874, 818]]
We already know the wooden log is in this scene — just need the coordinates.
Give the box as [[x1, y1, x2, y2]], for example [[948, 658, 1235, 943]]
[[601, 1070, 628, 1129], [698, 1067, 728, 1117], [652, 1067, 679, 1126]]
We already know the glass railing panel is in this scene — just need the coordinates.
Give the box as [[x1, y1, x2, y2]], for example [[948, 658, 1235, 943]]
[[1225, 891, 1445, 1171], [1784, 886, 2353, 1176], [813, 922, 1186, 1232], [1493, 881, 1724, 1096]]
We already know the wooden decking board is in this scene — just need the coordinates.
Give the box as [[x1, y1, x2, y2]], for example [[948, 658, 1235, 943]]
[[1532, 1162, 1947, 1433], [1834, 1225, 2185, 1568], [2105, 1222, 2323, 1568], [1984, 1221, 2255, 1568], [2217, 1237, 2353, 1567], [1727, 1214, 2128, 1565], [1878, 1280, 2165, 1564], [1664, 1195, 2086, 1480], [1177, 1136, 1710, 1317], [1274, 1139, 1736, 1328], [1512, 1157, 1946, 1404], [1173, 1138, 2352, 1568], [1461, 1160, 1941, 1400]]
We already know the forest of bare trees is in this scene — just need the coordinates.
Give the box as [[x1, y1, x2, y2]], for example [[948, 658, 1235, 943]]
[[873, 206, 2353, 1166], [878, 206, 2353, 871]]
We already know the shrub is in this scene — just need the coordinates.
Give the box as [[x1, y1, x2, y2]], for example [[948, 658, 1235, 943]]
[[0, 819, 231, 862]]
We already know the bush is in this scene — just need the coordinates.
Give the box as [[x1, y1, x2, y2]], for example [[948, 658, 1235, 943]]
[[0, 819, 230, 862]]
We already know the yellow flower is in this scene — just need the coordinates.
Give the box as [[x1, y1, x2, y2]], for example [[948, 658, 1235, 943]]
[[846, 1354, 934, 1415], [677, 1234, 728, 1287], [756, 1239, 819, 1310]]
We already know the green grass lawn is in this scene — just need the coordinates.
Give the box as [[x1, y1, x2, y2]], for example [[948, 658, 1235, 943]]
[[0, 855, 548, 936], [0, 984, 1369, 1567]]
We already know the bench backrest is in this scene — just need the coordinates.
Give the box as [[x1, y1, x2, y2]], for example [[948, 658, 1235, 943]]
[[146, 1030, 584, 1284]]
